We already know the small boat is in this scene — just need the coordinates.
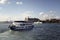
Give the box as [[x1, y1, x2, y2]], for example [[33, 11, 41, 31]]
[[8, 21, 34, 31], [34, 22, 42, 24]]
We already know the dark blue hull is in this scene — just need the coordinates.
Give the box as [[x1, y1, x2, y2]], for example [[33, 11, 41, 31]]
[[9, 25, 34, 31]]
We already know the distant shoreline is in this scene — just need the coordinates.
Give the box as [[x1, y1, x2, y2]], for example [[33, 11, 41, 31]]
[[0, 18, 60, 23]]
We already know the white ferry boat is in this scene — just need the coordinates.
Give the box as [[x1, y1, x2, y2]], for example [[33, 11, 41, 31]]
[[8, 21, 34, 31]]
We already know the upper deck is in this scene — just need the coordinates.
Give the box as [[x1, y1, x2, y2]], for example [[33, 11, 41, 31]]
[[11, 21, 33, 26]]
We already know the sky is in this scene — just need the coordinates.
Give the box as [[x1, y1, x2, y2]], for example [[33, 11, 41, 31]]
[[0, 0, 60, 21]]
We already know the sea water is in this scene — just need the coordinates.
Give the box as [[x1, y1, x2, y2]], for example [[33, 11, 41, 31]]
[[0, 23, 60, 40]]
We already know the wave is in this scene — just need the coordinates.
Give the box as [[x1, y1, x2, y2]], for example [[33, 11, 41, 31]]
[[0, 30, 34, 40]]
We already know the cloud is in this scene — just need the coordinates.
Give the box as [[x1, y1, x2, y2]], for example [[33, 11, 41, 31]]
[[0, 14, 9, 21], [55, 16, 60, 19], [49, 10, 56, 13], [0, 0, 7, 4], [39, 12, 49, 20], [21, 11, 33, 20], [39, 11, 59, 20], [0, 11, 33, 21], [0, 7, 3, 10], [39, 12, 44, 15], [0, 0, 10, 4], [8, 11, 33, 21], [16, 1, 23, 5], [7, 2, 11, 4]]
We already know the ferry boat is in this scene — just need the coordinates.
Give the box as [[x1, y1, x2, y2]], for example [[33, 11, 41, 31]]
[[8, 21, 34, 31]]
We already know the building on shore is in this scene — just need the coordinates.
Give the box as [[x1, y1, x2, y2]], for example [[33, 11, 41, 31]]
[[42, 19, 60, 23], [25, 17, 40, 23], [14, 17, 60, 23]]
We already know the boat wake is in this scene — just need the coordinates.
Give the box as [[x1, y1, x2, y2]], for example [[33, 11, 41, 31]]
[[0, 30, 34, 40]]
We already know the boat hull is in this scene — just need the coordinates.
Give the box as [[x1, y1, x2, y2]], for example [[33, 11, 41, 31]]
[[8, 25, 34, 31]]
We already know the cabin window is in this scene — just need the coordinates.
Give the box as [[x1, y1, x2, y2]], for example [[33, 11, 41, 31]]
[[20, 24, 25, 26]]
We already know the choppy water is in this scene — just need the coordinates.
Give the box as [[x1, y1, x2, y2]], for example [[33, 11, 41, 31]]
[[0, 23, 60, 40]]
